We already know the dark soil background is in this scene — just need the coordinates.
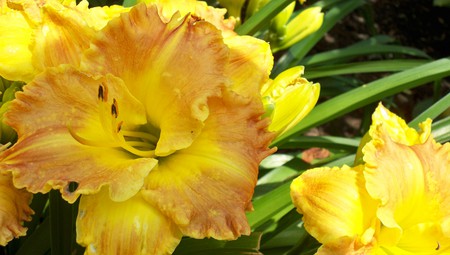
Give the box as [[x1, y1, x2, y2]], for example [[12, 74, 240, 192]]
[[308, 0, 450, 137], [316, 0, 450, 59]]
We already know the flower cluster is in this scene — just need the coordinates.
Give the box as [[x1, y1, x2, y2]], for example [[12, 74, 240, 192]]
[[0, 0, 319, 253]]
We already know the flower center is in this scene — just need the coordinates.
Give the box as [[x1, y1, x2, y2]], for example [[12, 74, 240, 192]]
[[68, 84, 159, 158]]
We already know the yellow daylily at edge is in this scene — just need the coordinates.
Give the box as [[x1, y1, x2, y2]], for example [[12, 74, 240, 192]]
[[291, 103, 450, 254]]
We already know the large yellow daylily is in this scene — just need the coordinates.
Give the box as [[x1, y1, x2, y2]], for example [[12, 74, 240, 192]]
[[291, 103, 450, 254], [0, 0, 127, 82], [0, 3, 275, 254]]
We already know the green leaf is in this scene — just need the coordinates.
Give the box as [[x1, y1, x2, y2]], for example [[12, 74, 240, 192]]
[[301, 44, 430, 66], [248, 181, 293, 230], [304, 59, 430, 79], [434, 0, 450, 7], [122, 0, 136, 7], [273, 58, 450, 145], [173, 232, 263, 255], [274, 0, 365, 74], [278, 136, 360, 150], [236, 0, 295, 36], [16, 218, 51, 255], [432, 116, 450, 143], [409, 92, 450, 128], [49, 190, 82, 255]]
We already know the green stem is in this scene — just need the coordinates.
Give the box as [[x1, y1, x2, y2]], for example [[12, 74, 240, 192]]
[[49, 189, 79, 255]]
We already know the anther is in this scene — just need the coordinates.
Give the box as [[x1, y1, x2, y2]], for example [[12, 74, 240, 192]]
[[111, 98, 118, 118], [98, 84, 108, 102], [98, 85, 104, 101], [436, 241, 440, 250], [117, 120, 123, 133]]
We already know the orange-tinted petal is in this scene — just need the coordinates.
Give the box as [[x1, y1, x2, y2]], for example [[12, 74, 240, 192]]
[[224, 35, 273, 100], [142, 90, 274, 240], [0, 172, 33, 245], [30, 0, 96, 72], [76, 0, 129, 31], [290, 165, 378, 249], [193, 1, 236, 38], [0, 66, 156, 203], [77, 189, 182, 255], [139, 0, 236, 37], [363, 106, 450, 251], [370, 103, 431, 146], [82, 4, 229, 156]]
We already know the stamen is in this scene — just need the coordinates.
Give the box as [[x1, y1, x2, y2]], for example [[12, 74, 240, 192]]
[[69, 94, 158, 158], [436, 241, 440, 250], [121, 130, 158, 144], [111, 98, 118, 118], [126, 141, 155, 149]]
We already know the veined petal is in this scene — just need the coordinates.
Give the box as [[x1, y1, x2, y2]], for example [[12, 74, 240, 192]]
[[0, 9, 35, 81], [0, 172, 33, 246], [370, 103, 431, 146], [138, 0, 236, 37], [193, 1, 236, 38], [2, 0, 100, 82], [82, 3, 229, 156], [77, 188, 182, 255], [138, 0, 197, 21], [31, 0, 96, 73], [142, 90, 275, 240], [76, 0, 129, 31], [290, 165, 379, 250], [224, 35, 273, 100], [0, 65, 156, 203], [363, 105, 450, 252]]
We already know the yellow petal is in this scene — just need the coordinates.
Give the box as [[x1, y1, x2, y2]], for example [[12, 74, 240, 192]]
[[142, 90, 275, 240], [290, 165, 378, 248], [193, 1, 236, 38], [273, 6, 323, 52], [0, 172, 33, 245], [261, 66, 319, 136], [138, 0, 236, 37], [0, 9, 35, 82], [0, 66, 157, 203], [77, 188, 182, 255], [31, 0, 96, 72], [363, 109, 450, 251], [137, 0, 196, 21], [370, 103, 431, 146], [76, 0, 129, 31], [82, 3, 230, 156], [224, 35, 273, 100], [217, 0, 245, 23]]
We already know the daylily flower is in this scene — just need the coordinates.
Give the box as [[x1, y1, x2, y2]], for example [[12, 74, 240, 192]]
[[261, 66, 319, 137], [0, 3, 275, 254], [290, 103, 450, 254], [0, 0, 127, 82]]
